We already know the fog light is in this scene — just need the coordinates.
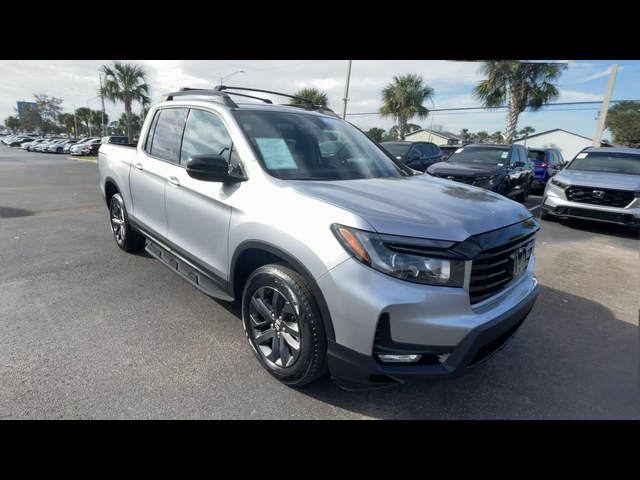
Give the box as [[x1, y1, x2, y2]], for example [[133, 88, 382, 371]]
[[378, 354, 422, 363]]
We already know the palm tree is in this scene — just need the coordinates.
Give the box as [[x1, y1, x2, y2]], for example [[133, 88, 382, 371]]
[[472, 61, 567, 144], [58, 113, 76, 138], [519, 126, 536, 145], [460, 129, 472, 143], [75, 107, 93, 136], [490, 131, 504, 144], [379, 73, 434, 141], [100, 61, 151, 143], [291, 88, 329, 107], [477, 131, 489, 143]]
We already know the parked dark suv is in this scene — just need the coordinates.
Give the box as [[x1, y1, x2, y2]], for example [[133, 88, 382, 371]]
[[529, 148, 565, 191], [426, 144, 535, 202], [381, 141, 443, 172]]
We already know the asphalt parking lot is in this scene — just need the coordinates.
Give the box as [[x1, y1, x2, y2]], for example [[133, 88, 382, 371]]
[[1, 147, 638, 420]]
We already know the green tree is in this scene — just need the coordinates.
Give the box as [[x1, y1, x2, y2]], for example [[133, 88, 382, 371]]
[[290, 88, 329, 107], [58, 113, 77, 138], [19, 104, 44, 134], [490, 131, 504, 144], [471, 61, 567, 144], [4, 116, 21, 134], [118, 113, 141, 137], [89, 110, 108, 136], [75, 107, 93, 136], [519, 126, 536, 145], [100, 61, 151, 143], [365, 128, 387, 142], [33, 94, 63, 125], [477, 131, 489, 143], [460, 129, 472, 142], [379, 73, 434, 141], [605, 101, 640, 147]]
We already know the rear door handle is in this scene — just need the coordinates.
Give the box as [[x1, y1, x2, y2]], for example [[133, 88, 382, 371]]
[[134, 163, 143, 171], [168, 176, 180, 187]]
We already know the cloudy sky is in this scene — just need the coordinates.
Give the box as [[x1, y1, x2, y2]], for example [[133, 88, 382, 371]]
[[1, 60, 638, 139]]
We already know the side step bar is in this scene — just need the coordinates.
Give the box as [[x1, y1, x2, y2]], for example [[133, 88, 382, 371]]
[[146, 242, 234, 302]]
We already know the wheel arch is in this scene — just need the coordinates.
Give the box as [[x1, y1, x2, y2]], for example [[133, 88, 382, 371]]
[[104, 176, 121, 207], [230, 241, 336, 342]]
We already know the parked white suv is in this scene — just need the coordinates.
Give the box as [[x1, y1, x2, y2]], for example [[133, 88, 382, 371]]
[[98, 86, 540, 389]]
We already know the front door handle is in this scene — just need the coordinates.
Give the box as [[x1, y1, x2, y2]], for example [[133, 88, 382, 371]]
[[134, 163, 143, 171], [168, 176, 181, 187]]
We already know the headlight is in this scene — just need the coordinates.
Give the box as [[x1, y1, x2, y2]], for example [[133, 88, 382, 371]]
[[551, 178, 570, 190], [475, 175, 497, 182], [332, 225, 465, 288]]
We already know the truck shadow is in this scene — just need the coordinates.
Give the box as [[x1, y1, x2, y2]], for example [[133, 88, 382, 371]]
[[0, 207, 36, 218], [295, 285, 639, 420]]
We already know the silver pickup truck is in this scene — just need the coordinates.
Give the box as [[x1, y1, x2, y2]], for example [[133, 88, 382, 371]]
[[99, 86, 540, 390]]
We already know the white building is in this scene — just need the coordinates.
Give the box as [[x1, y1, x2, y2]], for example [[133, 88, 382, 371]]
[[514, 128, 613, 161], [405, 129, 462, 146]]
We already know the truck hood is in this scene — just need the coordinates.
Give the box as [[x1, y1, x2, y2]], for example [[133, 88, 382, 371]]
[[286, 176, 533, 242], [427, 162, 505, 178], [557, 170, 640, 191]]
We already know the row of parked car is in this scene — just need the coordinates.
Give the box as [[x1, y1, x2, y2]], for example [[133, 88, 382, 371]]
[[1, 134, 129, 156], [382, 139, 639, 230], [380, 140, 566, 197]]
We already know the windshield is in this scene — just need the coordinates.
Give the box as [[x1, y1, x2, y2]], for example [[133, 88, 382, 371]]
[[568, 151, 640, 176], [382, 143, 412, 159], [234, 111, 408, 181], [448, 146, 511, 165]]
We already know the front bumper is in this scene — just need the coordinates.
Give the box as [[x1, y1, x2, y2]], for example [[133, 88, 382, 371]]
[[328, 284, 538, 390], [543, 183, 640, 226], [319, 255, 539, 390]]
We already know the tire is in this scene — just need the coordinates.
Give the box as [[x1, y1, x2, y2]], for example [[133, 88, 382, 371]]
[[109, 193, 146, 252], [56, 148, 63, 154], [516, 180, 532, 203], [498, 183, 508, 197], [242, 264, 327, 387]]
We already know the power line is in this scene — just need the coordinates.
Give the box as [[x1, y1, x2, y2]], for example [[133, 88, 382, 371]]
[[346, 99, 640, 117]]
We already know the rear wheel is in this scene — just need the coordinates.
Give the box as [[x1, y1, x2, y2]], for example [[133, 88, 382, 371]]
[[498, 183, 508, 197], [56, 148, 63, 154], [242, 264, 327, 387], [109, 193, 146, 252]]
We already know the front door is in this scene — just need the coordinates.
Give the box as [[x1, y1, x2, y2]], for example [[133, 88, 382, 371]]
[[164, 108, 235, 283]]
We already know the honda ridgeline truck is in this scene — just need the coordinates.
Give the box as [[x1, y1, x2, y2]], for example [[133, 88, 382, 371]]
[[98, 86, 540, 390]]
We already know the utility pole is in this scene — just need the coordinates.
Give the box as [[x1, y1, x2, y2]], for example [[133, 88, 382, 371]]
[[71, 105, 78, 139], [342, 60, 353, 120], [99, 74, 106, 137], [593, 63, 619, 147]]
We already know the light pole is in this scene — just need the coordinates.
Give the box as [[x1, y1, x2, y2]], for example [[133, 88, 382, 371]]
[[221, 70, 245, 85], [342, 60, 353, 120]]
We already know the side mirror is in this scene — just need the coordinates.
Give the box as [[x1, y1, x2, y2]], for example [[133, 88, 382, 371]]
[[408, 154, 421, 163], [512, 161, 526, 168], [186, 155, 247, 183]]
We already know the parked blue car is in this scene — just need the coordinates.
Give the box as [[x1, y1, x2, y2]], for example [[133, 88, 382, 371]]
[[529, 148, 566, 190]]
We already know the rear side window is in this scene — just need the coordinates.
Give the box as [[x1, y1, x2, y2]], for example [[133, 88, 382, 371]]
[[421, 144, 436, 156], [179, 109, 232, 166], [150, 108, 184, 163]]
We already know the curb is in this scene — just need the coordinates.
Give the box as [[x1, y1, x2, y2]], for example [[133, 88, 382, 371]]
[[68, 156, 98, 164]]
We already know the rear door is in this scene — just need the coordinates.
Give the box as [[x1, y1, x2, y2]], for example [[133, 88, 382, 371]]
[[164, 107, 235, 283], [129, 107, 185, 239]]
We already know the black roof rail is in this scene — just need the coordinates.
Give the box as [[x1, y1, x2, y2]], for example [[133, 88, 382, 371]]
[[161, 88, 238, 108], [215, 85, 315, 110]]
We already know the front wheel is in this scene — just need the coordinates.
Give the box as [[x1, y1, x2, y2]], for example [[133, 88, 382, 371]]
[[109, 193, 146, 252], [242, 264, 327, 387], [516, 180, 532, 203]]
